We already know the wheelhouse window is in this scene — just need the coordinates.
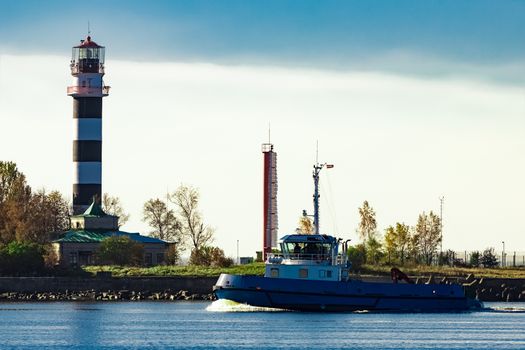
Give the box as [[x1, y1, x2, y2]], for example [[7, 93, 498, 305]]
[[281, 242, 332, 260]]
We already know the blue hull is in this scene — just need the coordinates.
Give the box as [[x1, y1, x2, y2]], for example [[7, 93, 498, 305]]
[[213, 274, 483, 312]]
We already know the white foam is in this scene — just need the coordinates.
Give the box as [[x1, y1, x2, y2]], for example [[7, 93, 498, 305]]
[[206, 299, 286, 312]]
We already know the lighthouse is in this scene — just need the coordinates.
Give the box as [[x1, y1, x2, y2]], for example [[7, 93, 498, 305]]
[[262, 143, 278, 260], [67, 36, 109, 214]]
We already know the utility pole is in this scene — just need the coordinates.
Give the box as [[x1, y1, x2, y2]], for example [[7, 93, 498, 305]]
[[439, 196, 444, 256], [501, 241, 505, 267], [237, 239, 240, 265]]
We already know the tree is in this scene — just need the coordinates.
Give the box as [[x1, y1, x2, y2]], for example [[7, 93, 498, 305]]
[[414, 211, 441, 265], [297, 216, 314, 234], [358, 201, 377, 242], [189, 246, 233, 267], [365, 236, 383, 265], [102, 193, 130, 227], [384, 226, 396, 264], [0, 161, 32, 244], [479, 248, 499, 268], [96, 236, 144, 266], [384, 222, 411, 264], [143, 198, 181, 242], [347, 244, 366, 271], [169, 185, 214, 252], [470, 251, 481, 267], [0, 241, 45, 275], [0, 162, 69, 245], [18, 189, 70, 243]]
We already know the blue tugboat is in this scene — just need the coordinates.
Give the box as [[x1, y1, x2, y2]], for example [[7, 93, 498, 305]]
[[214, 161, 483, 312]]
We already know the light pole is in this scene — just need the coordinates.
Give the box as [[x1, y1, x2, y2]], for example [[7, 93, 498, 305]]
[[237, 240, 240, 265], [439, 196, 444, 256], [501, 241, 505, 267]]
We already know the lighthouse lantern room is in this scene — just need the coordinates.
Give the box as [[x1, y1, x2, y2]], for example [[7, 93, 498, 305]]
[[68, 36, 110, 214]]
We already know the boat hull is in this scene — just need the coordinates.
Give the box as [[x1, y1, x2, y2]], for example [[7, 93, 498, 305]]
[[213, 274, 483, 312]]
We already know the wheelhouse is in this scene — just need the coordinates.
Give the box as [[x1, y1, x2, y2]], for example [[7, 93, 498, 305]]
[[265, 234, 349, 281]]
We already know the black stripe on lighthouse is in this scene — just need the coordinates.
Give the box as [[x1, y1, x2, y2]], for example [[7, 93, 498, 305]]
[[73, 97, 102, 118], [73, 140, 102, 161], [72, 96, 103, 214]]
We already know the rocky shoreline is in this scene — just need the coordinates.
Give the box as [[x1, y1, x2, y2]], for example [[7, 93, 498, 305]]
[[0, 289, 216, 302], [0, 274, 524, 303]]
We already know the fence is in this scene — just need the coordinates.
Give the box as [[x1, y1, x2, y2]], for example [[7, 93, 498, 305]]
[[449, 250, 525, 267]]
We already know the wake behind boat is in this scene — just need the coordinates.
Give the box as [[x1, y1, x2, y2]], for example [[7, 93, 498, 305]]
[[214, 160, 483, 312]]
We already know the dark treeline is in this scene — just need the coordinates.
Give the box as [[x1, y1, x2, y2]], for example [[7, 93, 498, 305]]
[[0, 161, 233, 275], [0, 161, 70, 274]]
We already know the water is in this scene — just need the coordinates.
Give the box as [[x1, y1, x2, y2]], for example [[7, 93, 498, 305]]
[[0, 301, 524, 350]]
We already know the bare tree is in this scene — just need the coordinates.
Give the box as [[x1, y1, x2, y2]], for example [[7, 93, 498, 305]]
[[169, 185, 214, 252], [142, 198, 180, 243], [102, 193, 130, 227]]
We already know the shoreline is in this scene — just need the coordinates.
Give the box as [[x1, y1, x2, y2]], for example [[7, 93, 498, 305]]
[[1, 275, 525, 302]]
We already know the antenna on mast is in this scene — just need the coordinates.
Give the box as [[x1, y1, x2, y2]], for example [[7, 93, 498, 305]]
[[316, 140, 319, 165]]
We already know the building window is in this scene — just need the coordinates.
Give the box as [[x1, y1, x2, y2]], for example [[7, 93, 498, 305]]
[[156, 253, 165, 265], [299, 269, 308, 278], [69, 252, 78, 265], [270, 268, 279, 278], [144, 253, 152, 266]]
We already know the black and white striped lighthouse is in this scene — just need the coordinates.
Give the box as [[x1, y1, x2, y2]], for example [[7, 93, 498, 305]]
[[67, 36, 109, 214]]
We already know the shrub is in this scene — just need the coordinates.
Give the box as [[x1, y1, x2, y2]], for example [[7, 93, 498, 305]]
[[96, 236, 144, 266], [190, 246, 234, 267], [165, 244, 180, 265], [347, 244, 366, 271], [0, 241, 45, 275], [480, 248, 499, 268], [469, 251, 480, 267]]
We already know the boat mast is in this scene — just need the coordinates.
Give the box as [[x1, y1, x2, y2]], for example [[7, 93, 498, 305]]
[[312, 142, 333, 235], [312, 161, 324, 235]]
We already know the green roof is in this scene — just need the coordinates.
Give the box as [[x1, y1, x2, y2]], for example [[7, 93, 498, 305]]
[[80, 201, 108, 217], [54, 230, 167, 244]]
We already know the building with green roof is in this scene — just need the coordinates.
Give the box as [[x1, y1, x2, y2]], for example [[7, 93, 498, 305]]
[[53, 201, 169, 267]]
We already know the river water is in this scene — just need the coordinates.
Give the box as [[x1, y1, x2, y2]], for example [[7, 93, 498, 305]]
[[0, 301, 524, 350]]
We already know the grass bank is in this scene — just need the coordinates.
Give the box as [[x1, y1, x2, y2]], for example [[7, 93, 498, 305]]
[[83, 263, 266, 277], [83, 263, 525, 279], [361, 264, 525, 279]]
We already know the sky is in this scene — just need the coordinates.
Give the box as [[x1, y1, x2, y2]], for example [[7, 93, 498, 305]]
[[1, 0, 524, 258]]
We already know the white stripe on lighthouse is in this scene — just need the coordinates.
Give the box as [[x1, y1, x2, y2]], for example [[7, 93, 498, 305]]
[[73, 162, 102, 184], [73, 118, 102, 141]]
